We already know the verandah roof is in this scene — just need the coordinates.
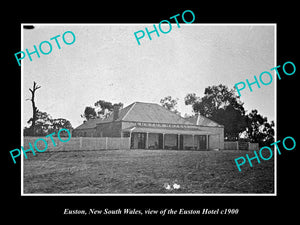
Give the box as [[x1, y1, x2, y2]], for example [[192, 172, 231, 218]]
[[122, 126, 215, 135]]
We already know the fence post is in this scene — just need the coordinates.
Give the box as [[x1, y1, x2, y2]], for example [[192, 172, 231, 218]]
[[79, 137, 82, 150], [105, 137, 108, 150], [129, 137, 131, 150]]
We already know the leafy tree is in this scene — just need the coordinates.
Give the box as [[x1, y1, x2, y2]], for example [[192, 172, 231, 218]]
[[213, 105, 247, 140], [81, 106, 97, 121], [50, 118, 73, 135], [184, 93, 199, 106], [26, 111, 52, 136], [160, 96, 180, 115], [185, 84, 245, 117], [94, 100, 123, 118], [24, 112, 73, 136], [185, 84, 247, 140], [184, 84, 275, 144], [245, 110, 275, 146]]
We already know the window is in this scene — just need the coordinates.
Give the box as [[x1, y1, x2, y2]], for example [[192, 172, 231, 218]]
[[123, 132, 130, 137]]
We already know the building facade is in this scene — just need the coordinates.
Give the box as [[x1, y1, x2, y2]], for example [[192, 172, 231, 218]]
[[73, 102, 224, 150], [72, 118, 103, 137]]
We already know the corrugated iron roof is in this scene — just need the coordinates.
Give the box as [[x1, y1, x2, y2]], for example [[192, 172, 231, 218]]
[[99, 102, 135, 123], [99, 102, 193, 125], [74, 103, 135, 130], [186, 114, 223, 127], [74, 102, 223, 130], [74, 117, 103, 130]]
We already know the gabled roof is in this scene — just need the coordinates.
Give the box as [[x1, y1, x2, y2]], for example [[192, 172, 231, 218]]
[[74, 117, 103, 130], [186, 114, 223, 127], [74, 102, 224, 130], [99, 102, 193, 125], [99, 102, 135, 123]]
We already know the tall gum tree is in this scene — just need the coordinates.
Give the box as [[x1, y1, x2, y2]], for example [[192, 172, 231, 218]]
[[26, 81, 41, 136]]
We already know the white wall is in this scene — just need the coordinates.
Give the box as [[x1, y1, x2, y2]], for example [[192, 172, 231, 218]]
[[209, 134, 221, 149], [202, 126, 224, 149]]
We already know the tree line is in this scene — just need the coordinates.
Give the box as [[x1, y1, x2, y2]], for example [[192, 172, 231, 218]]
[[162, 84, 274, 147], [82, 84, 274, 147], [25, 81, 274, 147]]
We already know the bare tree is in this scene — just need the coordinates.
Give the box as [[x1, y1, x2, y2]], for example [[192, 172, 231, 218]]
[[27, 81, 41, 136]]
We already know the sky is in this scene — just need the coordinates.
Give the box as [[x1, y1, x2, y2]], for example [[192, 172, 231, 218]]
[[22, 24, 275, 129]]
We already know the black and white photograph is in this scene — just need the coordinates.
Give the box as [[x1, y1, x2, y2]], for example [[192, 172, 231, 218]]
[[21, 24, 275, 195], [4, 5, 298, 221]]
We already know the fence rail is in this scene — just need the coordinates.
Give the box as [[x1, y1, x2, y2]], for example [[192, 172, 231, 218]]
[[224, 141, 259, 151], [23, 136, 131, 151]]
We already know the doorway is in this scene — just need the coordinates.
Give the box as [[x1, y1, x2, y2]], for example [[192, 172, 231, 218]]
[[196, 135, 207, 150], [158, 133, 164, 149], [179, 135, 184, 150], [131, 132, 146, 149]]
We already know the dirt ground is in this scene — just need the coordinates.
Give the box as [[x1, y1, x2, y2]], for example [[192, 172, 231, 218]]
[[23, 149, 274, 194]]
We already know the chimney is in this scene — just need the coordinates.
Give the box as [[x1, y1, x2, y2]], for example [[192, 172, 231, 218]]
[[195, 112, 200, 125], [113, 105, 120, 121]]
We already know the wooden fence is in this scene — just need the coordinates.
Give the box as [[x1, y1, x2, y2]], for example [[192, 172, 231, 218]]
[[224, 141, 259, 151], [23, 136, 131, 151]]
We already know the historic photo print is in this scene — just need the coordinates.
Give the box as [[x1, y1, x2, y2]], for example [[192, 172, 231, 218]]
[[22, 24, 275, 195]]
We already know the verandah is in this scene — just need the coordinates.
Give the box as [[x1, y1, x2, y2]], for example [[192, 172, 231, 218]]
[[130, 132, 208, 150]]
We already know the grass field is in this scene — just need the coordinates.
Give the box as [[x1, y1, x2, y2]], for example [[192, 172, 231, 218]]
[[23, 149, 274, 194]]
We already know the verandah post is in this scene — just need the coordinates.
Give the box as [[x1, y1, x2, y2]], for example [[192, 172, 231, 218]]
[[193, 134, 195, 150], [79, 137, 82, 150], [146, 132, 149, 149]]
